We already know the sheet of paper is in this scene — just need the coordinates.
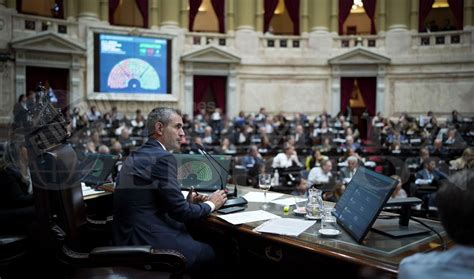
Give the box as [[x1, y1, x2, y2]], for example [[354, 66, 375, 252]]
[[271, 197, 306, 206], [217, 210, 280, 225], [254, 218, 316, 236], [242, 191, 284, 203]]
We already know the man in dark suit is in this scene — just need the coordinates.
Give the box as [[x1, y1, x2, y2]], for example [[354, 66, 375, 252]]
[[112, 107, 227, 273]]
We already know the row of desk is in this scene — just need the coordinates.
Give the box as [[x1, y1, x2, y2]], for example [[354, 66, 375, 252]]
[[83, 185, 449, 277]]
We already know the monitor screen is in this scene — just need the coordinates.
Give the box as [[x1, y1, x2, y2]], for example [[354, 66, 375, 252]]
[[333, 167, 397, 243], [94, 33, 171, 94], [173, 154, 231, 192], [80, 154, 119, 186]]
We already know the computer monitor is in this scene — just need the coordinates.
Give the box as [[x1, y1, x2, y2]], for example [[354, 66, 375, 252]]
[[80, 154, 119, 187], [333, 167, 397, 243], [173, 154, 232, 192]]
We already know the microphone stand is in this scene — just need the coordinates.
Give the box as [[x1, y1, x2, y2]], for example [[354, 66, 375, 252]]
[[196, 144, 237, 198]]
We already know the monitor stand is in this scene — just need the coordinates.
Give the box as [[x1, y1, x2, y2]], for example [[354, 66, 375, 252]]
[[372, 198, 430, 238], [372, 219, 430, 237]]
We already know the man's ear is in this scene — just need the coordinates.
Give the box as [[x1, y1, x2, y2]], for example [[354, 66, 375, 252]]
[[155, 122, 164, 136]]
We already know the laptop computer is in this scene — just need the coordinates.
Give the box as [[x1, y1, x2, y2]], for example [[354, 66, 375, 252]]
[[80, 153, 119, 187], [173, 153, 232, 192]]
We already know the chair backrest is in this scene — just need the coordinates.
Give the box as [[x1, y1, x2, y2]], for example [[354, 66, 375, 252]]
[[31, 144, 87, 249]]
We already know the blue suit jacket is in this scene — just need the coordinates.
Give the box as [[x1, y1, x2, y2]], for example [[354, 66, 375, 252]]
[[112, 139, 212, 266]]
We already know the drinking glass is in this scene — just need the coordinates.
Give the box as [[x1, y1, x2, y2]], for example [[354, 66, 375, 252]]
[[321, 207, 337, 231], [259, 173, 272, 210]]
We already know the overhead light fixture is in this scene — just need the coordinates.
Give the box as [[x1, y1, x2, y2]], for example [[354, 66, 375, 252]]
[[352, 0, 363, 10], [274, 0, 285, 15]]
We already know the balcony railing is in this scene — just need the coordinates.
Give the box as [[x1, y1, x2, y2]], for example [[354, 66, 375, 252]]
[[259, 34, 306, 50], [11, 14, 79, 39], [333, 35, 384, 49], [412, 30, 469, 48], [185, 32, 234, 49]]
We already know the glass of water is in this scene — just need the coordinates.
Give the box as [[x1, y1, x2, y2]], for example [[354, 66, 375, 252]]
[[259, 173, 272, 210]]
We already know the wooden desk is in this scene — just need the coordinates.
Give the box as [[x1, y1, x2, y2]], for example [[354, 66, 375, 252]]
[[198, 188, 449, 277]]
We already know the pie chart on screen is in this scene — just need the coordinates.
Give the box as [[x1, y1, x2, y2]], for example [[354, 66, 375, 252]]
[[177, 161, 213, 182], [107, 58, 160, 91]]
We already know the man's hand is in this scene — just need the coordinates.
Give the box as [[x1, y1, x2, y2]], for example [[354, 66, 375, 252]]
[[207, 190, 227, 210], [186, 187, 209, 203]]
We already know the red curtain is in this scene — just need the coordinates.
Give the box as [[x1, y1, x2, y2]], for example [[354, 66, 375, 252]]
[[264, 0, 279, 33], [109, 0, 120, 25], [284, 0, 300, 35], [362, 0, 377, 34], [188, 0, 203, 31], [419, 0, 435, 32], [211, 0, 226, 33], [356, 77, 376, 116], [209, 76, 227, 114], [447, 0, 464, 30], [135, 0, 149, 28], [339, 0, 353, 35], [193, 76, 227, 115], [340, 78, 355, 114]]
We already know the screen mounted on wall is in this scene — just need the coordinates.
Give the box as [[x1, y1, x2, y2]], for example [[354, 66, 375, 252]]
[[94, 33, 171, 94]]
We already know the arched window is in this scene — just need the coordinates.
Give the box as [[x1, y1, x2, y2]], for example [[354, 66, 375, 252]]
[[110, 0, 148, 28], [19, 0, 64, 19]]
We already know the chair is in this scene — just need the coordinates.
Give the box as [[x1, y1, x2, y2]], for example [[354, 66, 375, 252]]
[[30, 143, 186, 278]]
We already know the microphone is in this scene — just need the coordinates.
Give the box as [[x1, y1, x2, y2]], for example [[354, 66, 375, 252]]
[[196, 144, 240, 200]]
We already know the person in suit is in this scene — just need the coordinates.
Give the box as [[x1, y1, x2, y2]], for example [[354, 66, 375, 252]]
[[338, 156, 359, 184], [399, 169, 474, 279], [112, 107, 227, 274]]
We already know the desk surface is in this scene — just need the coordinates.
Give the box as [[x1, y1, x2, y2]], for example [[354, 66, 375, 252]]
[[207, 187, 449, 275]]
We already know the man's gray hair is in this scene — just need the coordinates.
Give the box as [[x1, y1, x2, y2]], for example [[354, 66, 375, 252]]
[[347, 156, 358, 163], [146, 107, 181, 137]]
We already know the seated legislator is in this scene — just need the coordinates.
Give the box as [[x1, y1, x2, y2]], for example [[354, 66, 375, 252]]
[[338, 156, 359, 184], [399, 169, 474, 279], [272, 144, 303, 169], [112, 108, 227, 273], [307, 159, 333, 187]]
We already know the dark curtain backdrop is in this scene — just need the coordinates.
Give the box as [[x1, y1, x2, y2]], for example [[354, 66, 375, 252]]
[[188, 0, 203, 31], [419, 0, 435, 32], [135, 0, 149, 28], [211, 0, 226, 33], [340, 78, 355, 114], [109, 0, 120, 25], [338, 0, 353, 35], [362, 0, 377, 34], [356, 77, 376, 116], [284, 0, 300, 35], [447, 0, 464, 30], [208, 76, 227, 114], [193, 76, 227, 115], [16, 0, 22, 13], [264, 0, 279, 33]]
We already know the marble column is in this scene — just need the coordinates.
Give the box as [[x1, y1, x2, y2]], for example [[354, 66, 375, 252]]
[[300, 0, 308, 34], [465, 0, 473, 28], [255, 0, 263, 32], [236, 0, 255, 31], [386, 0, 410, 30], [378, 0, 386, 33], [226, 0, 235, 33], [150, 0, 160, 28], [309, 0, 330, 32], [78, 0, 99, 20], [160, 0, 179, 28], [66, 0, 77, 20], [410, 0, 419, 31], [330, 0, 338, 33], [0, 0, 6, 8], [385, 0, 411, 55], [99, 0, 108, 22]]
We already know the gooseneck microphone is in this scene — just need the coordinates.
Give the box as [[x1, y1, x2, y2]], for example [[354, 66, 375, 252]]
[[195, 144, 231, 195], [195, 144, 248, 208]]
